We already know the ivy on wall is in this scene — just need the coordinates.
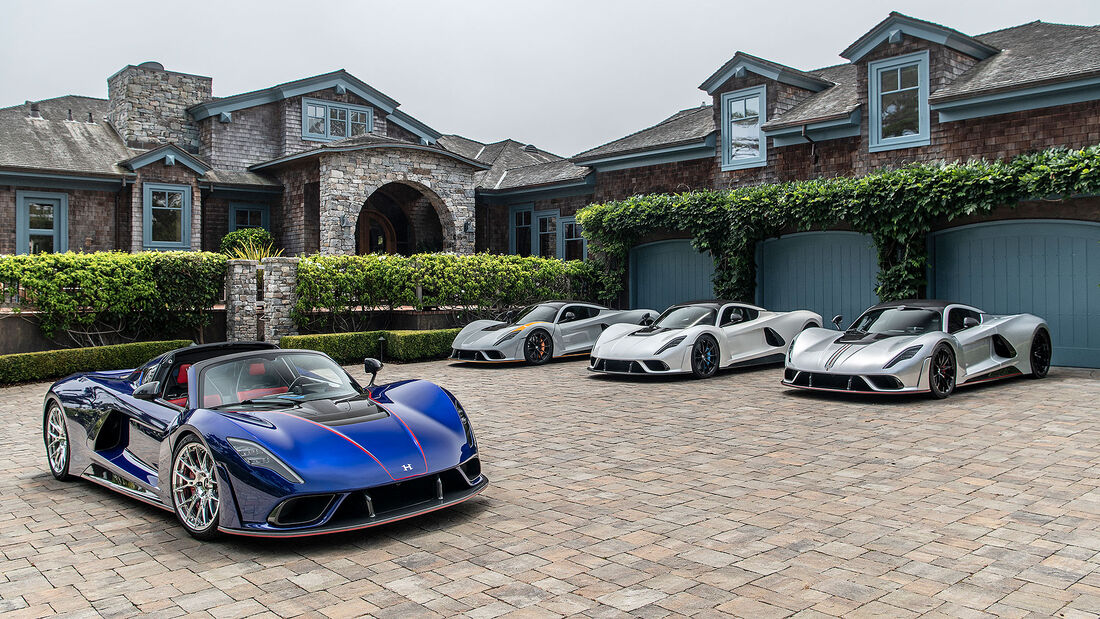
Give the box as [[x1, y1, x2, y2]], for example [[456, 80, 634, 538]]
[[577, 145, 1100, 305]]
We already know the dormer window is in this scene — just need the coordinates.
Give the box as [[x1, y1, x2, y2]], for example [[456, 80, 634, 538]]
[[720, 85, 766, 170], [302, 98, 373, 141], [868, 51, 930, 151]]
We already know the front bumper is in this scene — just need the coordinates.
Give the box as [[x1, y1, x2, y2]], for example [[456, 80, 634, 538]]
[[781, 358, 931, 394], [220, 458, 488, 537]]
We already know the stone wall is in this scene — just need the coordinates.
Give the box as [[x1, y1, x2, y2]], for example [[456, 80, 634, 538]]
[[318, 147, 478, 255], [107, 64, 211, 153], [261, 257, 299, 344], [225, 260, 258, 342]]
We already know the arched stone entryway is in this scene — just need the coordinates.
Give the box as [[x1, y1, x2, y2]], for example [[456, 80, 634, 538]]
[[317, 145, 479, 255], [355, 181, 446, 255]]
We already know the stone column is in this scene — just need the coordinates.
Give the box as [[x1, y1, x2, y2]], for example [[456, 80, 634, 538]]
[[226, 259, 258, 342], [261, 257, 300, 344]]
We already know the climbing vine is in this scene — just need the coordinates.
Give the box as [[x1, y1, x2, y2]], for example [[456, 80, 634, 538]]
[[577, 145, 1100, 305]]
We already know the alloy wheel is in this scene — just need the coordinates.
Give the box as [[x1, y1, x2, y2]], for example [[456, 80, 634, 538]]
[[44, 404, 69, 479], [172, 440, 221, 534], [930, 347, 956, 398], [1030, 330, 1051, 378], [691, 336, 719, 379]]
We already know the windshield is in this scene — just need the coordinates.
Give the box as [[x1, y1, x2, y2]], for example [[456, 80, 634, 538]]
[[199, 353, 359, 409], [655, 306, 717, 329], [849, 307, 942, 336], [511, 304, 559, 324]]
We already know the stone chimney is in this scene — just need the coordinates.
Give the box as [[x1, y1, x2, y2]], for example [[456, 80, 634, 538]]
[[107, 61, 212, 153]]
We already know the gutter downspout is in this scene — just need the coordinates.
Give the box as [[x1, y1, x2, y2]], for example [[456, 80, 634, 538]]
[[114, 179, 127, 251], [801, 126, 818, 165]]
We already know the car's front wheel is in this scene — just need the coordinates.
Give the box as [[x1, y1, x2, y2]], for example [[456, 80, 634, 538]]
[[524, 330, 553, 365], [171, 435, 222, 540], [928, 345, 956, 399], [1029, 329, 1051, 379], [690, 335, 720, 379], [43, 402, 71, 481]]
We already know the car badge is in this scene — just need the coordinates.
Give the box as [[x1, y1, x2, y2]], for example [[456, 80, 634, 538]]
[[402, 464, 414, 471]]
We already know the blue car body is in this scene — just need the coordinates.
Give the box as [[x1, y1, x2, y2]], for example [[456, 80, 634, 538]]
[[44, 342, 487, 538]]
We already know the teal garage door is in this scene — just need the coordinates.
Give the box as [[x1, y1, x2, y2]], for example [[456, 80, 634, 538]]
[[756, 231, 878, 327], [930, 219, 1100, 368], [629, 239, 715, 312]]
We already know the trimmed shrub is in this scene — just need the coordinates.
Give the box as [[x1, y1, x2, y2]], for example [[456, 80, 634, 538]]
[[281, 329, 460, 364], [220, 227, 275, 255], [0, 339, 192, 385], [0, 252, 226, 346]]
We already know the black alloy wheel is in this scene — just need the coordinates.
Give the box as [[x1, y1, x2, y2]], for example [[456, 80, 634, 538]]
[[928, 345, 956, 399], [524, 330, 553, 365], [690, 335, 720, 379], [1029, 329, 1052, 378]]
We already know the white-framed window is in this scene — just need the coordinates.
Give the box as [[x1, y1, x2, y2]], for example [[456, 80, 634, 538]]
[[302, 98, 374, 141], [721, 85, 766, 171], [868, 51, 930, 152], [229, 203, 270, 231], [143, 182, 192, 249], [15, 191, 68, 254]]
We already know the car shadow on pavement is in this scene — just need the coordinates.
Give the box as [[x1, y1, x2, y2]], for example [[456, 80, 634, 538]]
[[584, 362, 779, 383]]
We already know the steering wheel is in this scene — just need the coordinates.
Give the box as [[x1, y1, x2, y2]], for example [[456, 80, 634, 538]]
[[288, 374, 327, 394]]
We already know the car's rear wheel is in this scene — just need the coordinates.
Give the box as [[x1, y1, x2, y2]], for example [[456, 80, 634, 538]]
[[928, 345, 956, 399], [690, 335, 720, 379], [1029, 329, 1052, 379], [171, 435, 222, 540], [524, 330, 553, 365], [43, 402, 71, 481]]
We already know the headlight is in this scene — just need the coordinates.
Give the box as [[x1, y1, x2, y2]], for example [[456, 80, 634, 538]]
[[655, 335, 686, 355], [494, 329, 522, 346], [884, 345, 923, 369], [227, 438, 304, 484], [444, 390, 477, 448]]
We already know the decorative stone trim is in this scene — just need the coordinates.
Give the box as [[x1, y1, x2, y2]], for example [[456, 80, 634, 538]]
[[261, 257, 300, 344], [226, 259, 258, 342]]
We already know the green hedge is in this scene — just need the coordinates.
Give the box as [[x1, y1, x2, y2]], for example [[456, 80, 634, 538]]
[[0, 340, 192, 385], [0, 252, 226, 346], [220, 227, 275, 254], [294, 253, 595, 331], [281, 329, 461, 364], [577, 144, 1100, 304]]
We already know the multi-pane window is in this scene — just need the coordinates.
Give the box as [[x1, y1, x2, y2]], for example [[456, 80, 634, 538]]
[[513, 208, 532, 256], [302, 98, 373, 141], [721, 85, 766, 170], [143, 183, 191, 249], [869, 51, 930, 152], [537, 214, 557, 258], [230, 203, 269, 231], [562, 218, 586, 260], [16, 191, 67, 254]]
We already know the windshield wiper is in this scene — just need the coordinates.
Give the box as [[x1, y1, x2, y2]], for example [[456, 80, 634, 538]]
[[212, 398, 297, 409]]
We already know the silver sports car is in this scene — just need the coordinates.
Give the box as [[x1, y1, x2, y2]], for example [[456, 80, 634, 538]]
[[450, 301, 656, 365], [589, 301, 822, 378], [783, 299, 1052, 398]]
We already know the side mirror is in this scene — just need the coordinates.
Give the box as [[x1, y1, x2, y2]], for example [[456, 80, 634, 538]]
[[832, 315, 844, 330], [963, 316, 980, 329], [363, 358, 384, 387], [640, 313, 653, 326], [133, 381, 161, 401], [503, 310, 515, 323], [561, 311, 576, 323]]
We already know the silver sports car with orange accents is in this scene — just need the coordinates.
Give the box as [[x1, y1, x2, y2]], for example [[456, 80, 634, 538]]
[[783, 299, 1052, 398]]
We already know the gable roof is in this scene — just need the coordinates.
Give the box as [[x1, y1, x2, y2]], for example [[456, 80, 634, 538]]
[[572, 105, 715, 163], [841, 11, 999, 62], [119, 143, 211, 175], [700, 52, 834, 95], [0, 96, 133, 177], [483, 159, 592, 192], [761, 64, 859, 130], [437, 136, 566, 189]]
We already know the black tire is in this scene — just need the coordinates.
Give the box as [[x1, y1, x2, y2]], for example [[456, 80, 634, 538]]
[[170, 435, 223, 540], [690, 335, 720, 379], [43, 401, 72, 481], [523, 330, 553, 365], [928, 345, 956, 399], [1029, 329, 1052, 379]]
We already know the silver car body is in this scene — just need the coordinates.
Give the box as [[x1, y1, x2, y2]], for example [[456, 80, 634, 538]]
[[450, 302, 656, 363], [589, 302, 822, 375], [783, 299, 1049, 393]]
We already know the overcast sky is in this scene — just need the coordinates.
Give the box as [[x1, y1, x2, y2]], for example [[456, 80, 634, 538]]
[[2, 0, 1098, 156]]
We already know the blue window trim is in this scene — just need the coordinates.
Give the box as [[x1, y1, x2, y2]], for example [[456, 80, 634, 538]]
[[508, 203, 533, 255], [142, 182, 192, 250], [301, 97, 374, 142], [15, 190, 68, 254], [559, 216, 587, 260], [533, 210, 561, 258], [720, 85, 767, 171], [229, 202, 270, 232], [868, 51, 930, 152]]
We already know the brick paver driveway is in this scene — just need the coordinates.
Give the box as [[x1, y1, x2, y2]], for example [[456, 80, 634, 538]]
[[1, 360, 1099, 618]]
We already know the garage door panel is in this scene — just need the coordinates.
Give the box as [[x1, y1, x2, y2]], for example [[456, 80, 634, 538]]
[[931, 220, 1100, 368], [756, 231, 878, 328], [629, 240, 715, 312]]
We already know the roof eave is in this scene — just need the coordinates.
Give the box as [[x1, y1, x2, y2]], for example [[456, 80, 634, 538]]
[[249, 142, 490, 172], [841, 13, 999, 62], [931, 74, 1100, 122], [572, 133, 718, 166], [700, 53, 832, 95], [188, 70, 400, 121]]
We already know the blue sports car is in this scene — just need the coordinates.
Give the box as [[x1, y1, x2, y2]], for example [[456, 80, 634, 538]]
[[42, 342, 487, 539]]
